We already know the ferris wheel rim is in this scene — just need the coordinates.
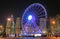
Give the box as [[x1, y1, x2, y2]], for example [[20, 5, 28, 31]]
[[21, 3, 47, 33], [22, 3, 47, 27]]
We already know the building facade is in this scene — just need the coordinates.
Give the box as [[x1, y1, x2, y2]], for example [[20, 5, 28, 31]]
[[6, 17, 11, 36], [15, 17, 21, 37], [49, 15, 60, 35], [6, 15, 15, 37], [56, 15, 60, 33]]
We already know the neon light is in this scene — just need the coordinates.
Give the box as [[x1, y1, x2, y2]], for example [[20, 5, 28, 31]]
[[22, 3, 47, 35]]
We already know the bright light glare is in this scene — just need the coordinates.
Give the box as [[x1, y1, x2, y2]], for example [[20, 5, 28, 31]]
[[8, 18, 11, 21], [34, 34, 42, 37], [28, 15, 32, 20], [52, 21, 56, 24]]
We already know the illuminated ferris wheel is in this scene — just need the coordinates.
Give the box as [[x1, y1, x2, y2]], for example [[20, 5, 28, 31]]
[[21, 3, 47, 35]]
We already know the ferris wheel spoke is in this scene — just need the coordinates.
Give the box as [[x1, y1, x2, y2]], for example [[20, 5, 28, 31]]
[[37, 15, 46, 18], [40, 21, 46, 31], [38, 10, 45, 15]]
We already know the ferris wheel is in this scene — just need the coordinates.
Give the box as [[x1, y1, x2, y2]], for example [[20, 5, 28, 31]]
[[21, 3, 47, 35]]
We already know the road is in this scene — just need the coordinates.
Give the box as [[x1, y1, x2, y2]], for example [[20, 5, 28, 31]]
[[0, 37, 60, 39]]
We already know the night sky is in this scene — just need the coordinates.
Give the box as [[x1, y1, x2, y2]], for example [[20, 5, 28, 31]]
[[0, 0, 60, 25]]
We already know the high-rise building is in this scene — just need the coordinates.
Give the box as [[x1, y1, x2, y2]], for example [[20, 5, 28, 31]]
[[6, 15, 15, 37], [56, 15, 60, 33], [6, 17, 11, 36], [49, 15, 60, 35], [49, 16, 60, 35], [0, 25, 4, 37], [50, 17, 57, 34], [10, 15, 15, 36], [15, 17, 21, 37]]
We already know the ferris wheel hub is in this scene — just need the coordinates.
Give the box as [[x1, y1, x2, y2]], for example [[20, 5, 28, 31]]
[[28, 15, 32, 20]]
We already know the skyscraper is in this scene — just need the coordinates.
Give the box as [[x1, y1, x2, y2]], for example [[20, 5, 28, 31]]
[[15, 17, 21, 37], [6, 17, 11, 37], [50, 17, 57, 35], [10, 15, 15, 36], [56, 15, 60, 33], [49, 15, 60, 35], [0, 25, 4, 37], [6, 15, 15, 37]]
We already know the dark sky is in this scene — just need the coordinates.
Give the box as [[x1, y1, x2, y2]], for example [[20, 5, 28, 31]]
[[0, 0, 60, 25]]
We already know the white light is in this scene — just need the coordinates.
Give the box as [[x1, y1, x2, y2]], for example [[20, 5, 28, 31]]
[[34, 34, 42, 37], [8, 18, 11, 21], [28, 15, 32, 20]]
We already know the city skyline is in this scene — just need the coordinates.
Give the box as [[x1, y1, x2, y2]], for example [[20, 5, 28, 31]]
[[0, 0, 60, 25], [0, 0, 60, 39]]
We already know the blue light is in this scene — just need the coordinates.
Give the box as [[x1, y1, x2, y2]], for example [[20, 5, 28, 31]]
[[28, 15, 32, 20]]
